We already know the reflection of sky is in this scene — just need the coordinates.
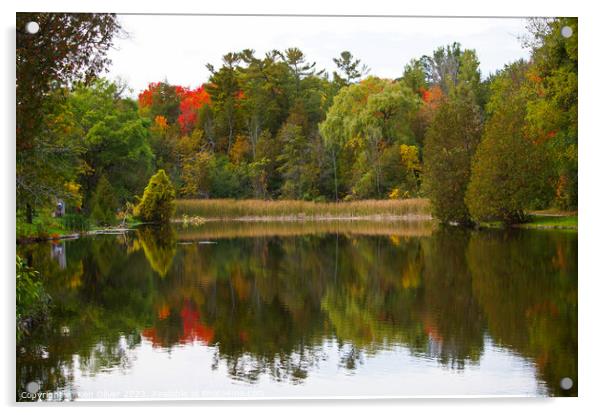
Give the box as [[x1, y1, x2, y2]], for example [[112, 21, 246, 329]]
[[107, 15, 532, 96], [70, 336, 543, 400]]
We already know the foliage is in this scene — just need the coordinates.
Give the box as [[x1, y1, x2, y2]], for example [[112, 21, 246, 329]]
[[466, 62, 553, 224], [68, 79, 154, 207], [422, 93, 482, 225], [16, 13, 121, 151], [333, 50, 370, 86], [523, 18, 578, 209], [62, 213, 91, 232], [90, 174, 118, 226], [320, 77, 420, 199], [15, 19, 578, 231], [421, 43, 485, 225], [134, 170, 176, 223], [16, 13, 121, 221], [16, 255, 50, 341]]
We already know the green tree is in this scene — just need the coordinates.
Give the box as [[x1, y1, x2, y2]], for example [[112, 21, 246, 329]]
[[180, 151, 213, 198], [16, 255, 50, 342], [523, 18, 578, 209], [16, 13, 121, 222], [276, 123, 325, 200], [333, 51, 369, 87], [206, 53, 243, 153], [422, 90, 482, 225], [402, 58, 428, 94], [61, 79, 154, 209], [279, 47, 323, 98], [320, 77, 420, 199], [138, 81, 182, 124], [466, 62, 553, 224], [90, 174, 118, 226], [134, 170, 176, 223], [238, 49, 292, 158]]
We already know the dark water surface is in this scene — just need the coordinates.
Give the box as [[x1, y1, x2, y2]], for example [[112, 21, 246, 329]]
[[16, 221, 577, 400]]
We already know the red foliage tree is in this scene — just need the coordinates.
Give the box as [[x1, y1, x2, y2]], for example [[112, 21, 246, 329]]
[[177, 85, 211, 134], [138, 82, 160, 108]]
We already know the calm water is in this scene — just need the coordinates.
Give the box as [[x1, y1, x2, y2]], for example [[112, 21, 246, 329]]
[[16, 221, 577, 400]]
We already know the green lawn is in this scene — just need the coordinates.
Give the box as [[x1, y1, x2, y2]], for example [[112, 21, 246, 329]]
[[479, 213, 578, 231], [518, 214, 577, 230]]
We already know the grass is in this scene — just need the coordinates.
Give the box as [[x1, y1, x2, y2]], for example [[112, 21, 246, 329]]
[[16, 209, 142, 243], [518, 214, 577, 230], [16, 210, 71, 241], [480, 212, 578, 231], [175, 198, 431, 220]]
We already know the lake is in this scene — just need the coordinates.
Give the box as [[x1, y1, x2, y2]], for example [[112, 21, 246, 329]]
[[16, 221, 577, 400]]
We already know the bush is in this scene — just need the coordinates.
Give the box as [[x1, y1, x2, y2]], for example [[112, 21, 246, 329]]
[[16, 255, 50, 341], [134, 169, 176, 223]]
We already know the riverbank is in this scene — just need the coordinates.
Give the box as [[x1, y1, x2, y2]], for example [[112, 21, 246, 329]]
[[516, 213, 577, 230], [16, 212, 142, 244], [480, 211, 578, 231], [17, 200, 577, 244]]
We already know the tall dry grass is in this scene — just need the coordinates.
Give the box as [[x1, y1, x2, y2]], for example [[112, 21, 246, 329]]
[[175, 198, 431, 220]]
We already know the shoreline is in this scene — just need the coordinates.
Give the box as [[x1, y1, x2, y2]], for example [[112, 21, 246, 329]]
[[16, 212, 577, 244]]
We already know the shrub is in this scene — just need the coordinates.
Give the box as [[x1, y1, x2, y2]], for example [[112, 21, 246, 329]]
[[134, 169, 176, 223], [16, 255, 50, 341]]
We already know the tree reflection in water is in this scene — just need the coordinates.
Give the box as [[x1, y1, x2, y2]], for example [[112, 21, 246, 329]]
[[16, 222, 577, 399]]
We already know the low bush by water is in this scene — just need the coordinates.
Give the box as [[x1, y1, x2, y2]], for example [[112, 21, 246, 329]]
[[16, 255, 50, 342]]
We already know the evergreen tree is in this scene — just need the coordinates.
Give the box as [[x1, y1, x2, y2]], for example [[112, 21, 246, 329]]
[[466, 62, 553, 224], [422, 90, 482, 225], [134, 170, 176, 223], [333, 51, 369, 86]]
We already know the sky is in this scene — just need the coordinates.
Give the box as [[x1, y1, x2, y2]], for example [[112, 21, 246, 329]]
[[107, 15, 532, 96]]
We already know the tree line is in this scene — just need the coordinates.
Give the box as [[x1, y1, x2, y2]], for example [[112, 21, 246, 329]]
[[16, 14, 577, 226]]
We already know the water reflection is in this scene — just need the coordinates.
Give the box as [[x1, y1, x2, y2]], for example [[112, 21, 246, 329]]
[[16, 222, 577, 400]]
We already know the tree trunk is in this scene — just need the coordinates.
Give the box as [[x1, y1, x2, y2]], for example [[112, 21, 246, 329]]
[[331, 148, 338, 202], [25, 203, 33, 224]]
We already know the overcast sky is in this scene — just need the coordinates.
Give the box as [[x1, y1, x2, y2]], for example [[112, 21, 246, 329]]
[[107, 15, 532, 95]]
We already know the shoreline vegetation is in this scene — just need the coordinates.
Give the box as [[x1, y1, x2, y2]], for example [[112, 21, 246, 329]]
[[16, 17, 577, 246], [175, 198, 431, 220], [16, 199, 577, 244]]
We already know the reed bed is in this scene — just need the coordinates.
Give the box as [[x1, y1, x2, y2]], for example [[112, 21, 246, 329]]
[[175, 219, 435, 241], [175, 198, 431, 220]]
